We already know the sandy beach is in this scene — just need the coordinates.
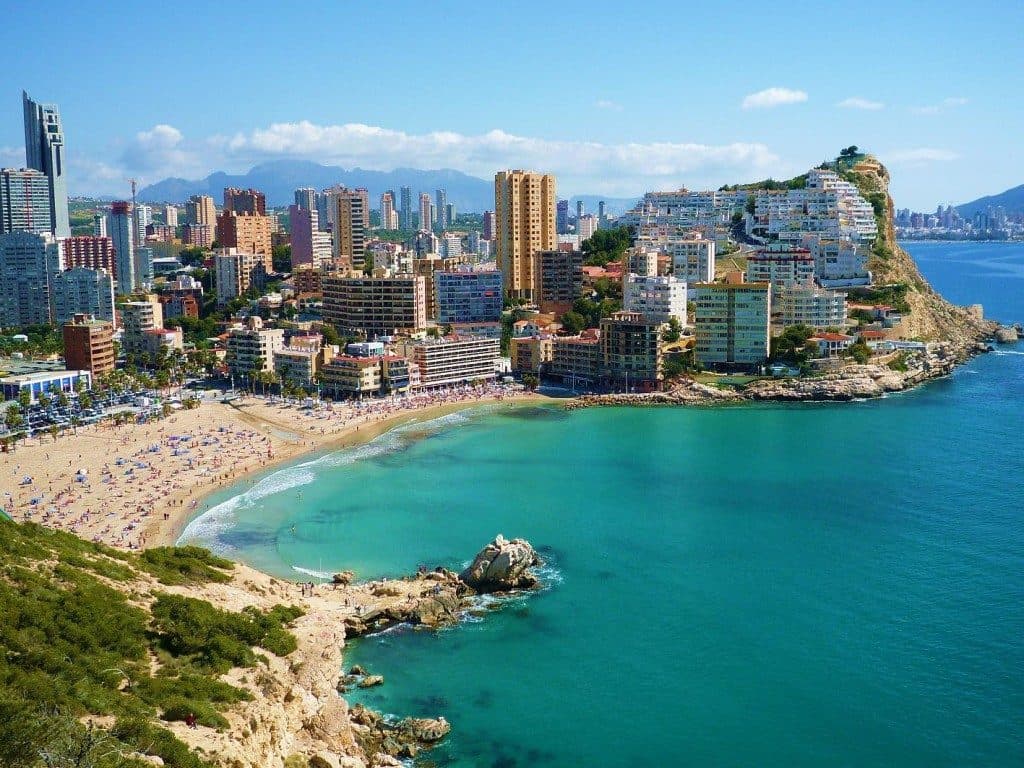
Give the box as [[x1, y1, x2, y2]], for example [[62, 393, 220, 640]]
[[1, 385, 553, 550]]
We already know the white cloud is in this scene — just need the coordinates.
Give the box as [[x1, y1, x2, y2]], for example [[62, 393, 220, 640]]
[[884, 148, 959, 165], [837, 97, 884, 111], [68, 120, 791, 197], [0, 146, 23, 166], [910, 97, 968, 115], [594, 99, 623, 111], [741, 87, 808, 110]]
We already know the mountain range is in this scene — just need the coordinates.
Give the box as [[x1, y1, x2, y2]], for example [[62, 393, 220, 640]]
[[955, 184, 1024, 218], [138, 160, 640, 215]]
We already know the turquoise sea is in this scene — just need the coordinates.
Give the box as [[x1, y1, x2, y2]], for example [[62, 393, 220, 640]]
[[181, 242, 1024, 767]]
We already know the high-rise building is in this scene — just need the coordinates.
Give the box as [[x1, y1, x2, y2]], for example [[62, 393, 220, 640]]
[[182, 223, 213, 248], [577, 214, 598, 242], [418, 193, 432, 232], [216, 211, 273, 270], [482, 210, 494, 241], [328, 189, 367, 271], [556, 199, 569, 234], [435, 270, 503, 324], [435, 189, 448, 231], [600, 311, 665, 390], [398, 335, 499, 388], [536, 249, 584, 315], [598, 200, 606, 226], [22, 91, 70, 238], [380, 192, 398, 229], [93, 213, 107, 237], [288, 205, 331, 268], [119, 297, 163, 357], [163, 205, 178, 227], [107, 201, 135, 295], [694, 283, 771, 369], [133, 204, 152, 249], [494, 170, 557, 300], [0, 168, 53, 234], [294, 187, 316, 211], [623, 275, 688, 326], [62, 236, 116, 278], [62, 314, 115, 376], [399, 186, 413, 230], [185, 194, 217, 233], [215, 249, 266, 305], [576, 200, 584, 225], [322, 274, 427, 338], [223, 187, 266, 215], [51, 267, 115, 324], [355, 188, 370, 229], [446, 203, 456, 227], [0, 231, 63, 326]]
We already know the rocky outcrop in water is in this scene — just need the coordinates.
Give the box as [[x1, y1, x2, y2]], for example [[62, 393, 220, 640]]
[[994, 326, 1019, 343], [460, 534, 541, 592]]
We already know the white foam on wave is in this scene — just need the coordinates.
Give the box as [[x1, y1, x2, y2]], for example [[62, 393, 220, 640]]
[[991, 349, 1024, 356], [291, 565, 333, 580]]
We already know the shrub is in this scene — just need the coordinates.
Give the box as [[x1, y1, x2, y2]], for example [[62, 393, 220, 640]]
[[140, 546, 234, 585]]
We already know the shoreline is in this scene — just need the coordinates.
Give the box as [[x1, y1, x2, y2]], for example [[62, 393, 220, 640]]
[[1, 387, 556, 552]]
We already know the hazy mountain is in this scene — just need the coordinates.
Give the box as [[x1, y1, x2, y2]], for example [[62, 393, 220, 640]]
[[138, 160, 496, 212], [139, 160, 642, 215], [955, 184, 1024, 217]]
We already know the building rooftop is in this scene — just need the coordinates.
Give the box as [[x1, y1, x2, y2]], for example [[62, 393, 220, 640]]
[[0, 358, 70, 377]]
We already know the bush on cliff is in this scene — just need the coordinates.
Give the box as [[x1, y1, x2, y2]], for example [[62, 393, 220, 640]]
[[140, 546, 235, 585]]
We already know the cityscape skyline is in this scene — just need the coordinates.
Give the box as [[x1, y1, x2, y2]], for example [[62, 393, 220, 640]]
[[1, 2, 1022, 210]]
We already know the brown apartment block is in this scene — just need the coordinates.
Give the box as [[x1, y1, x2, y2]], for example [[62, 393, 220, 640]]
[[62, 236, 116, 278], [223, 187, 266, 215], [536, 248, 583, 315], [62, 314, 115, 376], [216, 211, 273, 270], [494, 170, 556, 300]]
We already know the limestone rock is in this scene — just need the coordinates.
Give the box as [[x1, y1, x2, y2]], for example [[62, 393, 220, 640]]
[[358, 675, 384, 688], [396, 717, 450, 743], [460, 535, 540, 592], [332, 571, 355, 586], [995, 326, 1019, 343]]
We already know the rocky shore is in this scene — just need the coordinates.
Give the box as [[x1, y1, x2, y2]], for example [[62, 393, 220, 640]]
[[159, 535, 542, 768], [567, 333, 1016, 409]]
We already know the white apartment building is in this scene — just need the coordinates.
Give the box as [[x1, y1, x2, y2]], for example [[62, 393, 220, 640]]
[[623, 274, 688, 326], [226, 319, 285, 377], [637, 233, 715, 284], [577, 214, 599, 241], [694, 283, 771, 368], [398, 335, 499, 388], [745, 248, 816, 290], [215, 249, 266, 305], [120, 298, 163, 357], [800, 234, 871, 287], [773, 286, 847, 330]]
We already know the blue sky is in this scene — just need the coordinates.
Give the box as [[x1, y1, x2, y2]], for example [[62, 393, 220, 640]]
[[1, 0, 1021, 209]]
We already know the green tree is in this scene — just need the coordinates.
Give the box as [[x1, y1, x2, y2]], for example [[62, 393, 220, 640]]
[[847, 341, 871, 364], [56, 391, 70, 408], [521, 373, 539, 391], [771, 325, 815, 364], [662, 316, 682, 343], [16, 389, 31, 410], [560, 311, 587, 335], [5, 404, 24, 432], [581, 226, 633, 267], [37, 392, 52, 410], [271, 244, 291, 272]]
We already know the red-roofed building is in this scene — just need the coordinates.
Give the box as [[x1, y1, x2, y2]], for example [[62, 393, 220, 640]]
[[809, 332, 855, 358]]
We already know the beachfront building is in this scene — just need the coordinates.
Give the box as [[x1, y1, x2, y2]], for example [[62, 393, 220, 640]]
[[809, 332, 856, 358], [50, 267, 116, 324], [623, 274, 688, 326], [62, 236, 116, 277], [694, 283, 771, 369], [536, 248, 584, 315], [435, 269, 503, 324], [62, 314, 115, 376], [398, 335, 499, 388], [273, 334, 328, 388], [510, 335, 553, 374], [600, 311, 665, 391], [549, 330, 602, 389], [1, 368, 92, 404], [320, 354, 411, 399], [226, 318, 285, 378], [322, 275, 427, 338], [140, 327, 184, 359]]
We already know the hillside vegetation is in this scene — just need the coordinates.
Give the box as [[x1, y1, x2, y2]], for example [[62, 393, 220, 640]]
[[0, 520, 302, 768]]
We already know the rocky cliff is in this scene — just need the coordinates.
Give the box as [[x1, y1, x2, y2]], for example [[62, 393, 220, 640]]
[[845, 157, 998, 350]]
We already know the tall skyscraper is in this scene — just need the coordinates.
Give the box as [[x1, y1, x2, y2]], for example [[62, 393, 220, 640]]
[[108, 201, 135, 295], [576, 200, 584, 225], [435, 189, 448, 231], [22, 91, 70, 238], [294, 187, 316, 211], [51, 267, 116, 324], [93, 213, 107, 237], [62, 236, 116, 278], [482, 210, 494, 241], [355, 188, 370, 229], [223, 187, 266, 215], [0, 230, 63, 326], [380, 192, 398, 229], [419, 193, 432, 232], [216, 211, 273, 270], [400, 186, 413, 229], [329, 189, 367, 271], [0, 168, 52, 234], [598, 200, 606, 227], [134, 204, 152, 247], [556, 199, 569, 234], [164, 205, 178, 227], [185, 195, 217, 233], [288, 205, 331, 268], [494, 170, 557, 300]]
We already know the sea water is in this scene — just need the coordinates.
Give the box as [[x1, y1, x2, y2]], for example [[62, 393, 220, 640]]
[[181, 242, 1024, 766]]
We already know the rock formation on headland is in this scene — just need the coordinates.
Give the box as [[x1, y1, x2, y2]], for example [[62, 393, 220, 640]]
[[460, 534, 542, 592]]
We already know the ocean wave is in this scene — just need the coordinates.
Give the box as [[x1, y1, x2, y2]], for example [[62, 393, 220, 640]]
[[176, 501, 240, 553], [291, 565, 333, 580], [991, 349, 1024, 356]]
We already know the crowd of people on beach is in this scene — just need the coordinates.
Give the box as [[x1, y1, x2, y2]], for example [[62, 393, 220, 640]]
[[2, 382, 526, 550]]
